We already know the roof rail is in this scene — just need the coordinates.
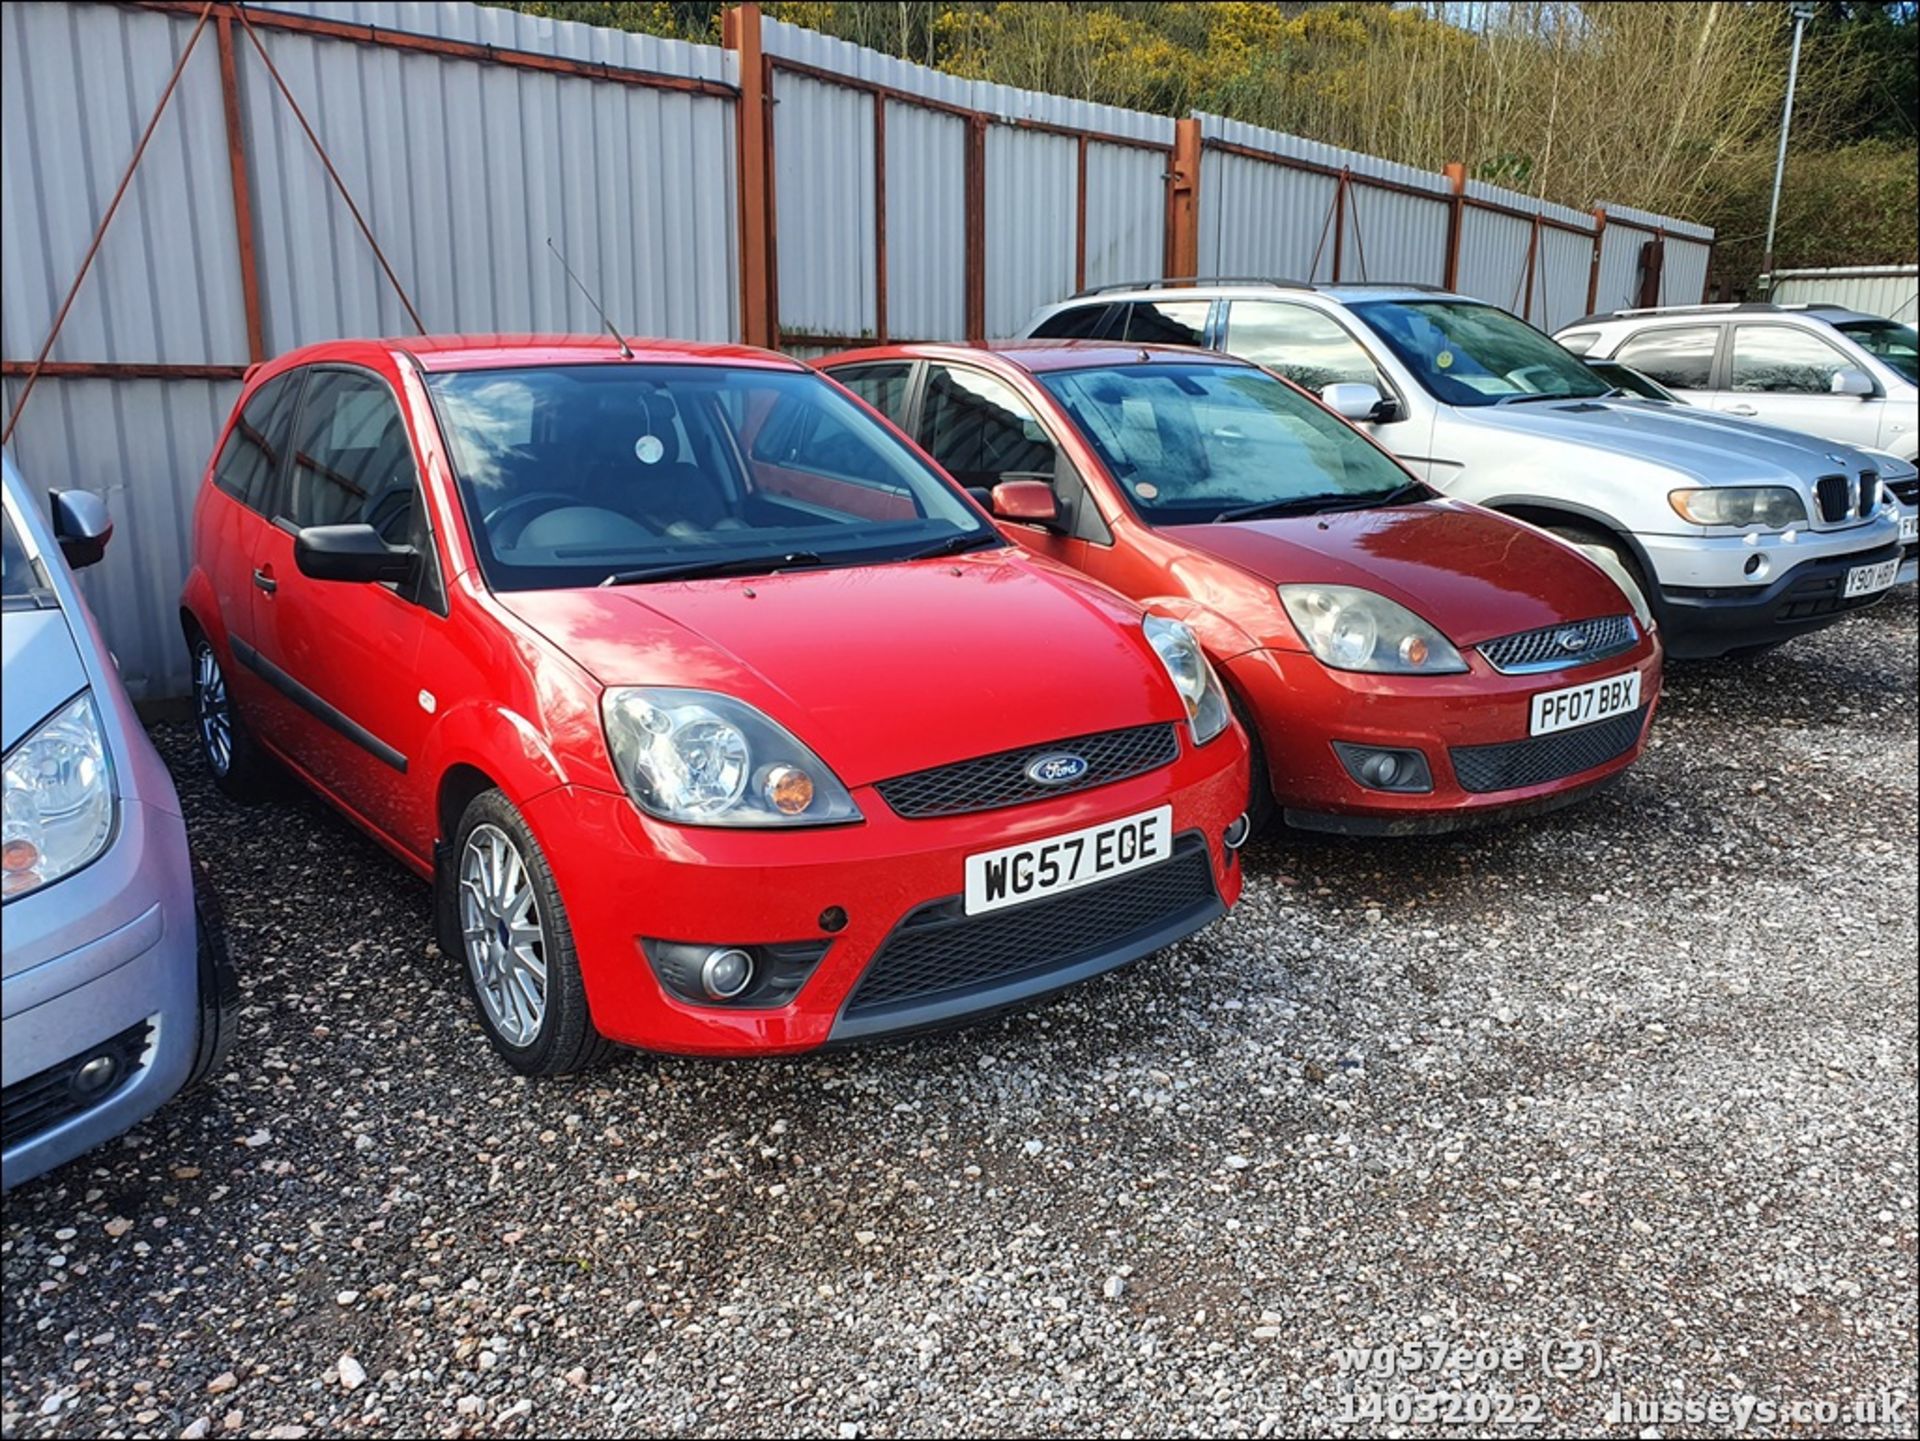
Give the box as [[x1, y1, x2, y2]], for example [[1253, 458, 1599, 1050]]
[[1570, 300, 1863, 327], [1068, 275, 1312, 299]]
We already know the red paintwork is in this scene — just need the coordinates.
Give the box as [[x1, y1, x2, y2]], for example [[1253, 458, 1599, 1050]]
[[181, 336, 1246, 1055], [821, 342, 1664, 829]]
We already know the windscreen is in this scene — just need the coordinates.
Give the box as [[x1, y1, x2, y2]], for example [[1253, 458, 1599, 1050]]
[[1352, 299, 1612, 406]]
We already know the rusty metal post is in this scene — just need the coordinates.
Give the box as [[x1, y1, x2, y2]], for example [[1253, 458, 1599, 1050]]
[[964, 115, 987, 341], [216, 11, 266, 363], [1519, 212, 1541, 320], [873, 90, 888, 342], [1167, 118, 1200, 281], [1074, 134, 1089, 294], [723, 4, 773, 348], [1585, 208, 1607, 315], [1443, 161, 1466, 292], [1331, 170, 1349, 282]]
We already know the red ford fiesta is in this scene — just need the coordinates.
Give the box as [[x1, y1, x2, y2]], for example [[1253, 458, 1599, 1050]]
[[179, 336, 1248, 1071]]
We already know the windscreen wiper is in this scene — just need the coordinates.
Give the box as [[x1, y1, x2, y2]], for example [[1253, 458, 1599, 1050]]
[[599, 551, 831, 586], [1212, 493, 1361, 523], [1317, 480, 1430, 512], [900, 532, 1003, 562]]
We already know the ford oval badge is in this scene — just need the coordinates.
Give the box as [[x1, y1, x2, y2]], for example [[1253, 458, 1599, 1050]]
[[1555, 626, 1590, 653], [1026, 753, 1090, 786]]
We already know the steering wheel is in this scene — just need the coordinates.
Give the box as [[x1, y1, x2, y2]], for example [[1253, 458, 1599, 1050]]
[[482, 491, 581, 548]]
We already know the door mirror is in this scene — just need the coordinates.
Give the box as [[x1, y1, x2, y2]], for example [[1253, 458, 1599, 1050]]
[[1830, 368, 1875, 398], [50, 490, 112, 570], [990, 480, 1060, 527], [1321, 382, 1389, 423], [295, 523, 417, 584]]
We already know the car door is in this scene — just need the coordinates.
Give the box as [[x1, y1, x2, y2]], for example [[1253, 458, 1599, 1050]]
[[913, 361, 1093, 570], [200, 369, 303, 717], [1220, 299, 1435, 474], [1711, 323, 1884, 447], [248, 363, 442, 854]]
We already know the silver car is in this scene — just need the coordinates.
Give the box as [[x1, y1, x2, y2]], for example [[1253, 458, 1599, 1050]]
[[2, 452, 235, 1190], [1023, 282, 1905, 659], [1557, 303, 1919, 461]]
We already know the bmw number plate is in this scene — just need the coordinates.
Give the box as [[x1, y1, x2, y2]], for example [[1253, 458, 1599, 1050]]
[[1844, 558, 1900, 598], [1529, 671, 1641, 737], [964, 806, 1173, 916], [1902, 515, 1919, 544]]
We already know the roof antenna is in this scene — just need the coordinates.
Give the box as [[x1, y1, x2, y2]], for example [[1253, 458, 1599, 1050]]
[[547, 236, 633, 359]]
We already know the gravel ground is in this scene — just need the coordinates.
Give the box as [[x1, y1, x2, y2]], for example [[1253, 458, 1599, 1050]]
[[3, 600, 1916, 1440]]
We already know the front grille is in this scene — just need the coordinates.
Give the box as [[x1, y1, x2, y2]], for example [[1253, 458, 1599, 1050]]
[[875, 723, 1179, 819], [1479, 614, 1637, 674], [1449, 707, 1647, 794], [1859, 471, 1880, 517], [1816, 474, 1850, 524], [1, 1020, 153, 1148], [842, 836, 1216, 1018], [1886, 475, 1918, 507]]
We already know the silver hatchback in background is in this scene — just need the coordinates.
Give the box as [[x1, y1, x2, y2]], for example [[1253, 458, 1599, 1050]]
[[2, 452, 235, 1190]]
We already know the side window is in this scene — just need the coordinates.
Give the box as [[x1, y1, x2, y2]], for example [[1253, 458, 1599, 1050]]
[[282, 370, 421, 534], [917, 365, 1056, 490], [211, 371, 301, 511], [1029, 304, 1115, 340], [750, 392, 907, 489], [1730, 325, 1853, 395], [829, 362, 915, 428], [1119, 300, 1211, 347], [1225, 301, 1379, 392], [1615, 326, 1718, 390]]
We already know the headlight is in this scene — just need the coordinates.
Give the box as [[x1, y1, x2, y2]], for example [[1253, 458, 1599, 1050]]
[[3, 692, 117, 900], [1142, 615, 1231, 744], [1668, 487, 1808, 529], [1278, 585, 1468, 675], [601, 688, 860, 827]]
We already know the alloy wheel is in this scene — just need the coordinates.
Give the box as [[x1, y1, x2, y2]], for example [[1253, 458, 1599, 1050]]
[[459, 823, 549, 1047], [194, 642, 234, 777]]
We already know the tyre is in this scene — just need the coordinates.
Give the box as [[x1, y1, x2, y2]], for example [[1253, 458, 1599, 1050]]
[[1546, 524, 1653, 624], [190, 633, 273, 801], [1226, 686, 1275, 834], [448, 788, 612, 1076]]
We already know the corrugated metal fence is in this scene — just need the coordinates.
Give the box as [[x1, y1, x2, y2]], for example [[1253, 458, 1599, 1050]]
[[1, 0, 1714, 698], [1769, 265, 1919, 322]]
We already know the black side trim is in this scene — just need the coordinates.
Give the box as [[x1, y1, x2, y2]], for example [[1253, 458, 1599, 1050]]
[[229, 637, 408, 773]]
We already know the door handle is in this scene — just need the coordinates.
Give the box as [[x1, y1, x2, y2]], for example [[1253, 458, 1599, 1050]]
[[252, 567, 278, 593], [1726, 404, 1757, 416]]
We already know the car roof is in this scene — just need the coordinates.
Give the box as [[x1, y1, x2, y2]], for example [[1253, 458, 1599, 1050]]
[[1051, 279, 1463, 306], [1563, 303, 1881, 330], [253, 333, 806, 378], [821, 340, 1262, 375]]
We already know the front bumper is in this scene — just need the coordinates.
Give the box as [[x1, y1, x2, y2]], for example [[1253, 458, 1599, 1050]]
[[1224, 632, 1662, 834], [1650, 539, 1904, 659], [520, 733, 1248, 1055], [1, 800, 225, 1190]]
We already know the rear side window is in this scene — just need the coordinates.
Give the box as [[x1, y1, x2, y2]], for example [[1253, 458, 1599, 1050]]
[[917, 364, 1057, 490], [280, 370, 420, 535], [830, 362, 915, 427], [1029, 304, 1115, 340], [1119, 300, 1211, 346], [211, 371, 301, 511], [1615, 326, 1718, 390]]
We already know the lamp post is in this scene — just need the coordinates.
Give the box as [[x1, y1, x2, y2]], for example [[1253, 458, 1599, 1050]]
[[1761, 1, 1817, 291]]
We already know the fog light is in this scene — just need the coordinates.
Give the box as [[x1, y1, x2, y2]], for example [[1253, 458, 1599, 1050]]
[[72, 1054, 119, 1096], [1744, 553, 1769, 579], [1331, 742, 1434, 794], [700, 947, 755, 1000], [1223, 814, 1251, 851]]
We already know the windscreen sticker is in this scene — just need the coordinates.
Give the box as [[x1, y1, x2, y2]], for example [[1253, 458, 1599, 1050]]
[[1435, 349, 1454, 370], [1134, 482, 1160, 500], [633, 434, 665, 465]]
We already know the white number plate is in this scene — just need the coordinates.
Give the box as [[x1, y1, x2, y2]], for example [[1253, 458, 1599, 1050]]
[[964, 805, 1173, 916], [1899, 515, 1918, 543], [1529, 670, 1642, 737], [1844, 559, 1899, 599]]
